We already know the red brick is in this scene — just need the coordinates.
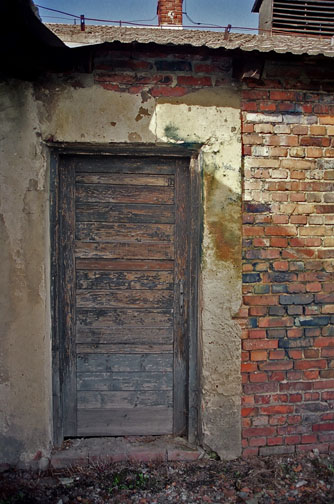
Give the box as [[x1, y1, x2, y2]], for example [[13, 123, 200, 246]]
[[241, 407, 258, 417], [267, 436, 284, 446], [243, 447, 259, 456], [259, 361, 293, 371], [285, 435, 301, 445], [295, 359, 327, 370], [312, 423, 334, 432], [302, 434, 318, 444], [249, 372, 269, 383], [250, 350, 268, 361], [150, 86, 189, 97], [177, 76, 212, 87], [261, 405, 294, 415], [243, 426, 276, 438], [243, 340, 278, 351], [243, 295, 279, 306]]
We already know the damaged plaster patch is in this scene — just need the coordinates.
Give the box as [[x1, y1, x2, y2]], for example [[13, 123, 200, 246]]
[[135, 106, 150, 122], [42, 85, 156, 143], [151, 93, 242, 458]]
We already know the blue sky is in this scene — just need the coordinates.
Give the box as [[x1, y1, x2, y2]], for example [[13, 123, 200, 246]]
[[36, 0, 259, 32]]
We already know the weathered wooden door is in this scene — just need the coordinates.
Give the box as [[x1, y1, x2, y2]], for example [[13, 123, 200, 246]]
[[58, 154, 190, 437]]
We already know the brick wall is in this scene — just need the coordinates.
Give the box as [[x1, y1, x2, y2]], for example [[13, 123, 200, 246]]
[[240, 58, 334, 456]]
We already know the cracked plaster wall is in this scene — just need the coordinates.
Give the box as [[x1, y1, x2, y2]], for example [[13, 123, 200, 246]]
[[0, 81, 51, 465], [0, 78, 242, 463]]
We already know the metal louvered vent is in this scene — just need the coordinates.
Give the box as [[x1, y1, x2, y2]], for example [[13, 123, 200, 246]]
[[272, 0, 334, 36]]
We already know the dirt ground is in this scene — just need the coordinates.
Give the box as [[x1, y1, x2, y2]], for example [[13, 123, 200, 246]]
[[1, 451, 334, 504]]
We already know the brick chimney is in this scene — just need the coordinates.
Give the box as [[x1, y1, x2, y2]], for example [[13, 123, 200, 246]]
[[157, 0, 183, 27]]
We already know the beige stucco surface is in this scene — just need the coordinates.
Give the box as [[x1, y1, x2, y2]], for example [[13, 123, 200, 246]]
[[0, 79, 242, 463], [0, 81, 52, 465]]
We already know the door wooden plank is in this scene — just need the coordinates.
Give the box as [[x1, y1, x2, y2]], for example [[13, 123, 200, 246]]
[[77, 390, 173, 409], [76, 173, 174, 186], [76, 184, 174, 204], [76, 327, 173, 345], [173, 159, 190, 436], [77, 408, 173, 436], [59, 161, 77, 437], [76, 259, 174, 271], [74, 156, 176, 174], [76, 270, 174, 290], [75, 242, 174, 260], [76, 308, 173, 329], [77, 343, 173, 354], [76, 203, 175, 224], [76, 290, 174, 309], [77, 371, 173, 391], [76, 222, 174, 242], [77, 353, 173, 373]]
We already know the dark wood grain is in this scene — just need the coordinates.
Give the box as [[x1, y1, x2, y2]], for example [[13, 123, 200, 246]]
[[76, 173, 174, 186], [59, 160, 77, 437], [77, 408, 173, 436], [77, 371, 173, 391], [76, 289, 174, 309], [77, 353, 173, 373], [76, 343, 173, 354], [76, 308, 173, 329], [76, 327, 173, 345], [76, 203, 175, 224], [73, 155, 177, 174], [76, 270, 174, 290], [77, 390, 173, 409], [76, 222, 174, 242], [75, 242, 174, 260], [76, 184, 174, 204], [173, 158, 190, 436], [76, 259, 174, 271]]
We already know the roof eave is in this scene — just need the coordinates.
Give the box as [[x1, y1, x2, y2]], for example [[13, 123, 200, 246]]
[[252, 0, 264, 13]]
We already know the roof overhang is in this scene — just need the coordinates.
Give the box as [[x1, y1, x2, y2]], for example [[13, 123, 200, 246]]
[[0, 0, 69, 79], [252, 0, 264, 13]]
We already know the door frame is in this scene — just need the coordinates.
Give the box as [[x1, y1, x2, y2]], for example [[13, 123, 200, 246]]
[[50, 143, 202, 446]]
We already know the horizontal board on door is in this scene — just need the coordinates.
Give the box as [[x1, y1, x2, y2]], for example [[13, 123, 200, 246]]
[[76, 259, 174, 271], [77, 389, 173, 409], [76, 184, 174, 205], [76, 327, 173, 345], [76, 173, 174, 186], [77, 353, 173, 373], [76, 203, 175, 224], [77, 371, 173, 391], [76, 290, 174, 309], [75, 242, 174, 260], [77, 407, 173, 436], [76, 343, 173, 354], [76, 222, 174, 242], [72, 156, 177, 174], [76, 270, 174, 290], [76, 308, 173, 328]]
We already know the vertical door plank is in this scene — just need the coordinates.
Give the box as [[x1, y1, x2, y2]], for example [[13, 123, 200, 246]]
[[59, 159, 77, 436], [173, 159, 190, 436]]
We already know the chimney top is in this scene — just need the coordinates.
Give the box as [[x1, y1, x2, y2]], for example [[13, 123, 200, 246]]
[[157, 0, 183, 27]]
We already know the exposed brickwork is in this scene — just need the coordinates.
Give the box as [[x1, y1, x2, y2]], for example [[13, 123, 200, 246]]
[[240, 58, 334, 456], [92, 47, 232, 97]]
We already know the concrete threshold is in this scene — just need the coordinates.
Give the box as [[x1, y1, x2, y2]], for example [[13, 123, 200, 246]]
[[51, 436, 205, 468]]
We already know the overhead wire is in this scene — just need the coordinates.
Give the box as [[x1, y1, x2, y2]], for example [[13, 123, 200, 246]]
[[36, 3, 262, 32]]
